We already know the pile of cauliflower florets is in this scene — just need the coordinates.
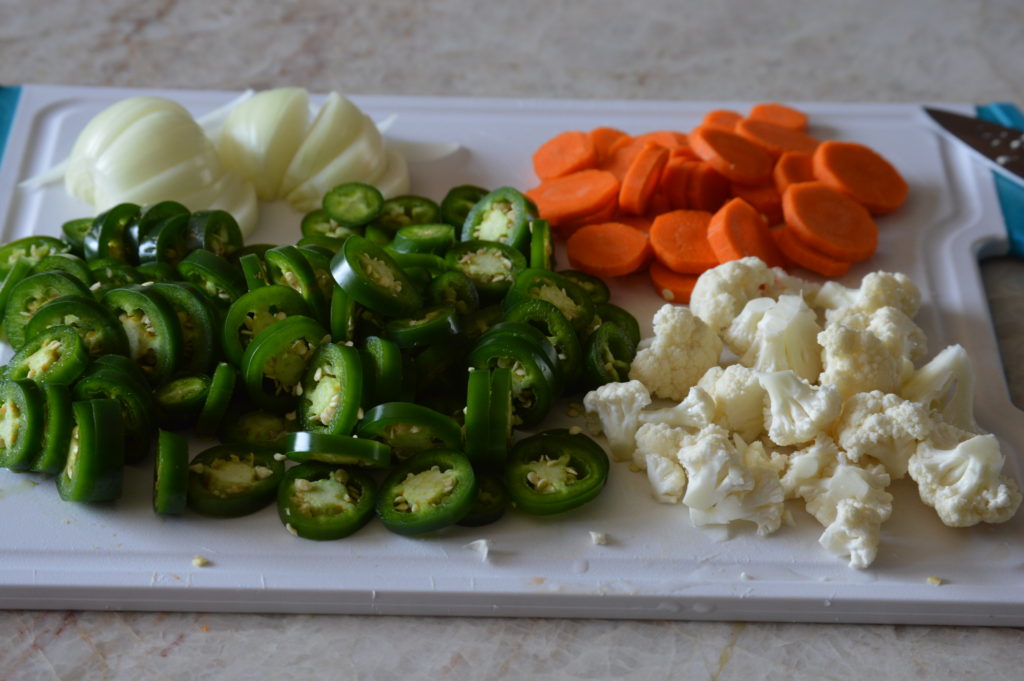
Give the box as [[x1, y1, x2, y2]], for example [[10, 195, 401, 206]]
[[583, 257, 1022, 569]]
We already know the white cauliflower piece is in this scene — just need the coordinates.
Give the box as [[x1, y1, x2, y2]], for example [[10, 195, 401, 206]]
[[645, 453, 688, 504], [818, 498, 892, 571], [818, 323, 904, 399], [907, 423, 1022, 527], [813, 270, 922, 321], [901, 344, 980, 434], [633, 421, 692, 471], [628, 304, 722, 401], [735, 295, 823, 382], [722, 297, 774, 356], [833, 390, 933, 479], [689, 257, 777, 333], [829, 305, 927, 383], [759, 370, 841, 447], [771, 266, 821, 299], [781, 434, 842, 500], [697, 364, 767, 442], [582, 380, 651, 462], [638, 385, 715, 430]]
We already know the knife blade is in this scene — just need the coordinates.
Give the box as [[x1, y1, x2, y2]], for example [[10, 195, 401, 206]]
[[924, 106, 1024, 186]]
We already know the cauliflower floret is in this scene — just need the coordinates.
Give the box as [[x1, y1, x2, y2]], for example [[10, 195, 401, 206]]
[[645, 453, 688, 504], [733, 295, 822, 382], [813, 270, 921, 321], [698, 364, 767, 442], [639, 385, 715, 430], [901, 344, 980, 434], [582, 380, 651, 462], [828, 305, 927, 384], [689, 257, 777, 333], [678, 425, 785, 536], [759, 370, 841, 447], [818, 498, 891, 571], [771, 266, 821, 299], [907, 423, 1022, 527], [628, 304, 722, 401], [818, 323, 904, 399], [722, 297, 775, 356], [833, 390, 933, 479], [633, 421, 692, 471], [781, 434, 841, 500]]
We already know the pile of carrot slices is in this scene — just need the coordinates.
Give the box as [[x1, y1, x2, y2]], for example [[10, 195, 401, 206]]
[[526, 102, 909, 303]]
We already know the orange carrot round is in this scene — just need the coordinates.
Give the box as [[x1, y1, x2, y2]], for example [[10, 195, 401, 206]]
[[599, 137, 645, 181], [532, 130, 598, 180], [588, 126, 629, 164], [773, 150, 815, 194], [566, 221, 652, 277], [747, 102, 809, 131], [649, 209, 718, 274], [526, 169, 621, 230], [701, 109, 742, 131], [634, 130, 691, 150], [735, 118, 820, 158], [688, 125, 774, 185], [781, 181, 878, 262], [686, 162, 731, 212], [649, 260, 700, 303], [729, 180, 783, 226], [812, 140, 908, 215], [659, 156, 694, 210], [772, 224, 852, 277], [619, 143, 669, 215], [707, 197, 786, 267]]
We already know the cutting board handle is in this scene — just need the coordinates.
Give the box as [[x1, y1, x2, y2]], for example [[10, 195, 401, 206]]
[[976, 102, 1024, 257]]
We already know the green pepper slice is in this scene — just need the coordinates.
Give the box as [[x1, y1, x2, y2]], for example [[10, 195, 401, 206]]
[[31, 252, 94, 286], [445, 239, 526, 303], [463, 367, 513, 471], [594, 302, 641, 347], [428, 269, 479, 317], [177, 248, 246, 307], [265, 245, 328, 324], [411, 338, 470, 417], [467, 333, 557, 428], [240, 314, 330, 412], [503, 297, 583, 388], [153, 429, 189, 515], [296, 245, 337, 307], [375, 449, 476, 536], [278, 462, 378, 540], [61, 218, 93, 257], [459, 304, 505, 344], [101, 285, 183, 386], [24, 294, 127, 359], [154, 374, 211, 430], [358, 335, 403, 407], [505, 428, 609, 515], [528, 219, 555, 270], [84, 203, 141, 262], [373, 195, 441, 235], [30, 383, 74, 475], [583, 321, 638, 389], [185, 210, 243, 258], [6, 324, 89, 385], [479, 320, 564, 392], [384, 304, 460, 350], [126, 201, 190, 260], [195, 362, 238, 436], [87, 258, 141, 298], [331, 235, 422, 317], [222, 285, 312, 368], [328, 284, 358, 343], [0, 379, 46, 472], [0, 236, 73, 276], [2, 270, 91, 349], [56, 398, 125, 503], [297, 342, 363, 435], [504, 267, 596, 336], [239, 252, 268, 291], [461, 186, 533, 252], [283, 431, 391, 467], [356, 401, 463, 461], [186, 444, 284, 518], [0, 257, 34, 322], [322, 181, 384, 227], [150, 281, 220, 376], [440, 184, 489, 228], [390, 223, 456, 255], [457, 472, 509, 527], [219, 406, 296, 449], [72, 364, 157, 464], [136, 212, 190, 266], [559, 269, 611, 305], [301, 208, 361, 242]]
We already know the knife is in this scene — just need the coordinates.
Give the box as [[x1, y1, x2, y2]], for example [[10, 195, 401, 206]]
[[924, 106, 1024, 187]]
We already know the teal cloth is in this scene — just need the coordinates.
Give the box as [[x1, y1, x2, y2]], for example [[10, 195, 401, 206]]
[[976, 102, 1024, 257], [0, 85, 22, 170]]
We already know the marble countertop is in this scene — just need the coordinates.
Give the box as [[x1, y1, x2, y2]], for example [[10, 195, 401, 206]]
[[2, 0, 1024, 678]]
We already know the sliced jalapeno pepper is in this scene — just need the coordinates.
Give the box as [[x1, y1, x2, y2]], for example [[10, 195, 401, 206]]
[[31, 252, 94, 286], [127, 201, 190, 260], [0, 257, 34, 323], [101, 285, 183, 386], [505, 428, 609, 515], [457, 472, 509, 527], [529, 219, 555, 270], [412, 338, 470, 415], [463, 367, 513, 471], [373, 194, 441, 235], [322, 181, 384, 227], [153, 429, 189, 515], [176, 248, 246, 307], [87, 258, 141, 298], [594, 302, 641, 347], [0, 379, 45, 472], [56, 398, 125, 503], [2, 270, 92, 349], [384, 304, 460, 350], [277, 462, 378, 540], [467, 333, 557, 428], [136, 212, 190, 266], [240, 314, 330, 412], [459, 304, 505, 344], [72, 364, 157, 464], [428, 269, 479, 317], [358, 335, 403, 407], [264, 245, 328, 323], [193, 362, 237, 437], [239, 252, 268, 291], [61, 218, 93, 257], [84, 202, 141, 262], [186, 444, 284, 518], [356, 401, 463, 461], [375, 449, 476, 536], [0, 236, 73, 277], [6, 324, 89, 385], [23, 294, 129, 358], [296, 234, 347, 254], [328, 284, 358, 343], [445, 239, 526, 303], [301, 208, 361, 242], [479, 320, 564, 392], [559, 269, 611, 305], [150, 281, 220, 376], [91, 353, 150, 392], [583, 322, 637, 389], [186, 209, 243, 258], [154, 374, 211, 430], [283, 431, 391, 467], [297, 342, 363, 436], [362, 223, 393, 247], [390, 223, 456, 255], [222, 285, 312, 367], [331, 235, 422, 317], [440, 184, 489, 228], [503, 297, 583, 388], [296, 245, 336, 306], [219, 406, 296, 448], [461, 186, 533, 251], [30, 383, 74, 475], [504, 267, 596, 336]]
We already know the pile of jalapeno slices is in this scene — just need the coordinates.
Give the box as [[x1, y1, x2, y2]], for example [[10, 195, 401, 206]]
[[0, 181, 639, 541]]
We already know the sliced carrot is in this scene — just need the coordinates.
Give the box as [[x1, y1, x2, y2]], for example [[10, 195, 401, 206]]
[[634, 130, 691, 150], [772, 224, 852, 277], [729, 180, 783, 226], [781, 181, 878, 262], [619, 143, 670, 215], [566, 221, 652, 278], [588, 126, 629, 164], [526, 169, 621, 231], [747, 102, 809, 131], [735, 118, 820, 158], [701, 109, 742, 131], [707, 197, 786, 267], [688, 125, 774, 185], [649, 260, 700, 303], [569, 196, 620, 231], [598, 137, 645, 181], [659, 156, 694, 210], [615, 214, 653, 233], [532, 130, 598, 180], [812, 140, 908, 215], [649, 209, 718, 274], [687, 162, 731, 212], [773, 150, 815, 194]]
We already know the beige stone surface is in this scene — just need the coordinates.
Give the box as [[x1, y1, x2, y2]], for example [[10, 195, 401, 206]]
[[2, 0, 1024, 679]]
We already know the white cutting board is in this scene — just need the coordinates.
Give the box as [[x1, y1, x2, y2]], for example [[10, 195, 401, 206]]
[[0, 85, 1022, 625]]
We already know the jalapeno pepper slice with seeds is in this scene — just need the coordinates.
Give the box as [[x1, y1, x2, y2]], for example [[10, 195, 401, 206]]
[[322, 182, 384, 228], [0, 236, 73, 277], [505, 428, 609, 516], [153, 429, 189, 516], [126, 201, 190, 260], [56, 398, 125, 503], [594, 302, 641, 347], [445, 239, 526, 303], [72, 364, 157, 464], [479, 320, 564, 392], [265, 245, 328, 323], [62, 218, 93, 257], [375, 449, 476, 536], [384, 304, 460, 349], [463, 367, 513, 471], [87, 258, 141, 298], [356, 401, 463, 462], [0, 378, 46, 472], [177, 248, 246, 307], [504, 267, 596, 336], [186, 209, 243, 258], [6, 324, 89, 386], [186, 444, 284, 518], [457, 472, 509, 527], [222, 285, 312, 368], [283, 431, 391, 467], [428, 269, 479, 317], [3, 270, 92, 349], [136, 212, 190, 266], [390, 223, 456, 255], [297, 342, 363, 435], [358, 335, 404, 407], [467, 333, 557, 428], [154, 374, 211, 430], [328, 284, 358, 343], [559, 269, 610, 305], [101, 285, 183, 386], [0, 257, 34, 323], [219, 406, 296, 448], [150, 281, 220, 376], [84, 203, 141, 262], [240, 314, 329, 412], [195, 362, 238, 436], [239, 252, 268, 291], [296, 245, 337, 306], [440, 184, 489, 228], [528, 219, 555, 270], [331, 235, 422, 317], [278, 462, 378, 540], [503, 297, 583, 388], [583, 321, 637, 389], [31, 252, 94, 286], [460, 186, 533, 252], [301, 208, 362, 242], [373, 195, 441, 235], [30, 383, 74, 475]]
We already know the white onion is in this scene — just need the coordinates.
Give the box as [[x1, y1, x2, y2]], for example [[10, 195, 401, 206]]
[[278, 92, 367, 199]]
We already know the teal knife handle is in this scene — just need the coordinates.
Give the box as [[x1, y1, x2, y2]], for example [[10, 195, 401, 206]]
[[976, 102, 1024, 257], [0, 85, 22, 171]]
